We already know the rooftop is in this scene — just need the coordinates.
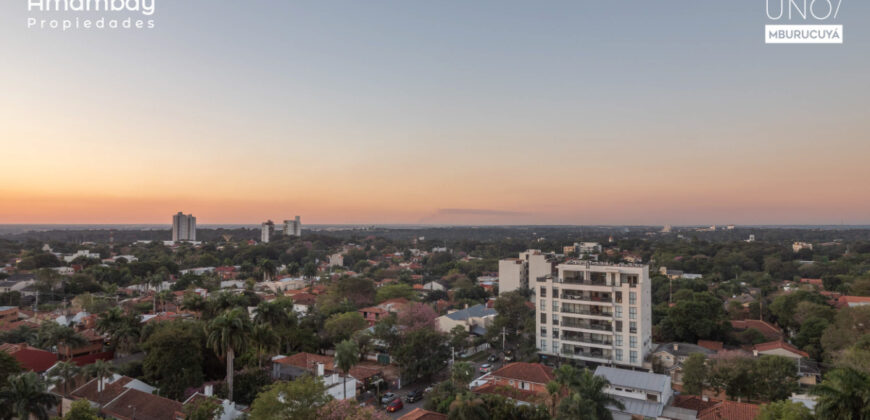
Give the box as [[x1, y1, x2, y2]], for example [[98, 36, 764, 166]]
[[490, 362, 554, 384], [594, 366, 670, 395]]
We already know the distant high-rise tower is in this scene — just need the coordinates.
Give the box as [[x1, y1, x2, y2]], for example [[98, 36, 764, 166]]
[[172, 212, 196, 242], [283, 216, 302, 237], [261, 220, 275, 243]]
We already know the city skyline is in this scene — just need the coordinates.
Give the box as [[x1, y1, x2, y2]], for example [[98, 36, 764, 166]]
[[2, 1, 868, 225]]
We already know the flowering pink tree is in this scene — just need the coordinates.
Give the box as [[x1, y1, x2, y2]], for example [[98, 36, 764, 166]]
[[398, 302, 438, 332], [317, 399, 389, 420]]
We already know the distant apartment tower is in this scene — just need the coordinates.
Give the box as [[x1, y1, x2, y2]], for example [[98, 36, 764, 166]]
[[498, 250, 553, 295], [283, 216, 302, 237], [261, 220, 275, 243], [172, 212, 196, 242], [536, 261, 653, 368]]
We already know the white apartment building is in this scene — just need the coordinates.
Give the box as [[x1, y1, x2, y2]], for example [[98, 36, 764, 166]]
[[283, 216, 302, 237], [172, 212, 196, 242], [261, 220, 275, 243], [498, 250, 553, 295], [535, 261, 653, 368]]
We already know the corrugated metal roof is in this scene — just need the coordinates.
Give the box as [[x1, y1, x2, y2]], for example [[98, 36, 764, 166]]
[[594, 366, 670, 395]]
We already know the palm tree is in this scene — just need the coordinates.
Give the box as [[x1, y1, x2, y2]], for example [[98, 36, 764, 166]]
[[253, 299, 293, 329], [555, 368, 624, 420], [147, 273, 165, 313], [206, 308, 251, 402], [447, 393, 489, 420], [85, 359, 115, 404], [258, 259, 277, 282], [48, 361, 80, 396], [546, 380, 561, 417], [181, 292, 207, 317], [812, 367, 870, 420], [96, 307, 139, 356], [451, 362, 473, 388], [158, 290, 174, 312], [250, 324, 279, 368], [0, 372, 58, 420], [334, 339, 359, 401]]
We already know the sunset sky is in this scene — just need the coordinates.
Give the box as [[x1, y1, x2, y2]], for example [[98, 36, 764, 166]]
[[1, 1, 868, 225]]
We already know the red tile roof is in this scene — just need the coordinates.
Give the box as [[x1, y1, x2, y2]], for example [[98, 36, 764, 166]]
[[102, 388, 184, 420], [398, 408, 447, 420], [730, 320, 782, 340], [0, 343, 57, 372], [274, 352, 335, 372], [472, 383, 545, 404], [491, 362, 554, 384], [836, 295, 870, 308], [71, 376, 135, 406], [697, 400, 760, 420], [672, 395, 718, 412], [753, 340, 810, 358], [697, 340, 724, 351]]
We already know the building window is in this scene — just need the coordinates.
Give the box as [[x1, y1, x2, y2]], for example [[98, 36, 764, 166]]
[[629, 292, 637, 305], [553, 328, 559, 339], [553, 287, 559, 297], [615, 349, 623, 361], [647, 393, 658, 402], [540, 299, 546, 311], [552, 314, 559, 325], [614, 291, 622, 303], [630, 351, 638, 363], [615, 335, 623, 347], [629, 307, 637, 320], [541, 327, 547, 337], [630, 321, 637, 334], [553, 340, 559, 352], [541, 313, 547, 324], [540, 287, 547, 298], [614, 306, 622, 319], [630, 336, 637, 349], [615, 321, 623, 332], [553, 301, 559, 312], [541, 339, 547, 351]]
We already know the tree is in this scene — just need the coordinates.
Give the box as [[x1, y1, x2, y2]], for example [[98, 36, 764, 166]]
[[63, 399, 100, 420], [142, 320, 205, 399], [335, 339, 359, 401], [393, 328, 450, 381], [317, 399, 389, 420], [681, 352, 707, 396], [375, 284, 415, 303], [249, 376, 330, 420], [451, 362, 473, 388], [95, 306, 140, 355], [812, 367, 870, 420], [449, 325, 470, 354], [397, 302, 438, 332], [324, 312, 367, 344], [0, 351, 22, 389], [84, 359, 114, 404], [47, 361, 80, 396], [0, 372, 58, 420], [756, 400, 814, 420], [659, 292, 729, 342], [258, 259, 277, 282], [448, 393, 489, 420], [183, 397, 224, 420], [754, 355, 799, 402], [206, 307, 251, 402], [251, 324, 280, 368], [546, 380, 561, 417], [708, 355, 755, 401], [557, 368, 624, 420], [821, 306, 870, 355]]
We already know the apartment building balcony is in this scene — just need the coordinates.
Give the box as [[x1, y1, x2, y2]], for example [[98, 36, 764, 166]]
[[560, 291, 612, 303], [561, 303, 613, 318], [561, 331, 613, 346], [561, 317, 613, 332], [561, 344, 612, 362]]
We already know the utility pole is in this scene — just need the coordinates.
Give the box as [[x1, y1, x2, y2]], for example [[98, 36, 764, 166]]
[[501, 327, 506, 351]]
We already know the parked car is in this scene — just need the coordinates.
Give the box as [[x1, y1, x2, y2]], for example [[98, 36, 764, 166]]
[[423, 386, 434, 394], [380, 392, 396, 405], [386, 398, 404, 412], [405, 390, 424, 403], [487, 354, 499, 363], [479, 363, 492, 373]]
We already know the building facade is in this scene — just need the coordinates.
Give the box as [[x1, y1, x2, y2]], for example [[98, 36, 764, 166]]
[[535, 261, 653, 368], [498, 250, 553, 296], [172, 212, 196, 242], [283, 216, 302, 237], [261, 220, 275, 243]]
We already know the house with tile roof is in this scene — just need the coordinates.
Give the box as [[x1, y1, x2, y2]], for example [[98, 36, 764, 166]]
[[471, 362, 554, 400], [651, 342, 715, 385], [436, 303, 496, 335], [752, 340, 809, 359], [0, 343, 57, 372], [696, 400, 760, 420], [730, 319, 783, 341], [835, 295, 870, 308]]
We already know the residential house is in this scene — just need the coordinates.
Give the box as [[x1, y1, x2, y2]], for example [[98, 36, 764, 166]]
[[593, 366, 673, 419], [730, 319, 783, 341], [0, 343, 57, 373], [271, 353, 357, 400], [651, 342, 715, 385], [398, 408, 447, 420], [436, 304, 496, 336], [835, 295, 870, 308], [471, 362, 554, 404]]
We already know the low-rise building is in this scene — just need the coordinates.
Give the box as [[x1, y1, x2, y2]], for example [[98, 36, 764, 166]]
[[436, 304, 496, 335], [271, 353, 357, 400], [593, 366, 673, 419]]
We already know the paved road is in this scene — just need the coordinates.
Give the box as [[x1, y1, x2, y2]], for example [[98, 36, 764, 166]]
[[384, 391, 426, 419]]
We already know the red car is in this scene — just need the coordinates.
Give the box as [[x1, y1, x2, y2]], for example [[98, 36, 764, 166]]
[[386, 398, 404, 412]]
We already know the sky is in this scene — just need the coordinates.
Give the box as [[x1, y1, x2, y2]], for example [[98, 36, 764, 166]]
[[0, 1, 868, 225]]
